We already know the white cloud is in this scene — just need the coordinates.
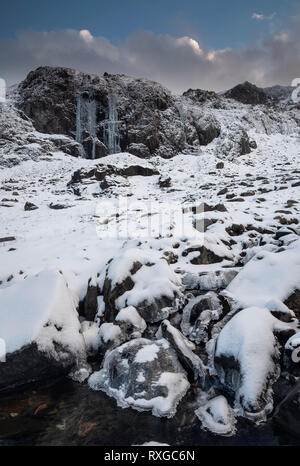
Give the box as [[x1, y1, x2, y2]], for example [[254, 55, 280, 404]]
[[175, 36, 203, 55], [252, 13, 265, 20], [252, 12, 276, 21], [79, 29, 94, 43], [0, 19, 299, 93]]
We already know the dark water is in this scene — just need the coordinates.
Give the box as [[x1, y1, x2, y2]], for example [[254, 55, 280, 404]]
[[0, 378, 298, 446]]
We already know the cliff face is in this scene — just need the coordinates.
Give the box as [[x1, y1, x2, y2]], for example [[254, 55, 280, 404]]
[[17, 66, 221, 159]]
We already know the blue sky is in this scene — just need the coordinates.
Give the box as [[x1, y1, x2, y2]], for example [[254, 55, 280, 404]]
[[0, 0, 299, 91], [1, 0, 296, 47]]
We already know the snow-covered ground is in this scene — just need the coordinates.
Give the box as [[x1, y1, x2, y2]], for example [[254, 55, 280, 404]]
[[0, 93, 299, 438]]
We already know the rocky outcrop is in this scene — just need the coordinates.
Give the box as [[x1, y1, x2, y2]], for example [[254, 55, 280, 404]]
[[17, 66, 221, 159], [224, 81, 269, 105]]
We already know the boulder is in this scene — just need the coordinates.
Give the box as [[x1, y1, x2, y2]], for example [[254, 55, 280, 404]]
[[0, 270, 89, 392], [159, 319, 205, 381], [181, 292, 224, 345], [88, 338, 190, 418], [213, 307, 295, 422], [103, 248, 183, 323]]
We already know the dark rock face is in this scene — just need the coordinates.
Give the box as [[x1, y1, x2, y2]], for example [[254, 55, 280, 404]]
[[81, 279, 99, 322], [273, 380, 300, 439], [284, 289, 300, 319], [159, 320, 205, 382], [17, 66, 221, 159], [224, 81, 269, 105], [0, 343, 72, 394]]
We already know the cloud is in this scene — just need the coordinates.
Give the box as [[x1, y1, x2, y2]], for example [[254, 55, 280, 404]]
[[0, 21, 299, 93], [252, 12, 276, 21]]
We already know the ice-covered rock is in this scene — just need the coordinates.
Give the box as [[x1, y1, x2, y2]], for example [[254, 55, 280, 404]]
[[182, 269, 238, 292], [181, 292, 224, 345], [88, 338, 190, 417], [195, 395, 236, 436]]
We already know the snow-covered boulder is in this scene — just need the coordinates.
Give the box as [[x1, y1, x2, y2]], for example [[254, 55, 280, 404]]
[[88, 338, 190, 418], [226, 242, 300, 313], [103, 247, 184, 323], [213, 307, 295, 422], [195, 395, 236, 436], [0, 270, 88, 392]]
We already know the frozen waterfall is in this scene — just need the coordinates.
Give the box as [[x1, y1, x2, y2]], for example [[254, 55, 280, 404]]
[[75, 89, 121, 157], [101, 93, 121, 154], [75, 89, 97, 159]]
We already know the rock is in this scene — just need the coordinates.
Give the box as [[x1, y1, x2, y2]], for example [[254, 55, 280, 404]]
[[181, 292, 224, 345], [159, 319, 205, 381], [81, 135, 108, 159], [0, 270, 89, 393], [224, 81, 268, 105], [158, 175, 171, 188], [103, 248, 183, 323], [0, 236, 16, 243], [182, 269, 238, 292], [49, 202, 71, 210], [284, 289, 300, 319], [195, 395, 236, 437], [182, 242, 232, 265], [17, 66, 220, 159], [273, 379, 300, 439], [226, 224, 245, 236], [81, 277, 99, 321], [88, 338, 190, 418], [249, 140, 257, 149], [24, 201, 38, 211], [214, 307, 294, 422], [128, 143, 151, 159]]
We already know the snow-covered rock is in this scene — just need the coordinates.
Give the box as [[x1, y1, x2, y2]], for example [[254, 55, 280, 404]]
[[88, 338, 189, 417], [0, 269, 88, 391], [103, 247, 184, 323], [213, 307, 295, 422], [195, 395, 236, 436]]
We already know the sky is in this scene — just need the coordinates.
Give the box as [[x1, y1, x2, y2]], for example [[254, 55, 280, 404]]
[[0, 0, 299, 92]]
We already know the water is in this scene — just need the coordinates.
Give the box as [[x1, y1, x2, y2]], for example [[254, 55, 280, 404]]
[[0, 378, 297, 446]]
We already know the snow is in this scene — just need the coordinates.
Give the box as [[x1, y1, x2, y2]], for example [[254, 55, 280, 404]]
[[0, 269, 86, 361], [115, 306, 147, 334], [214, 307, 294, 419], [134, 343, 160, 363], [227, 241, 300, 308], [195, 395, 236, 436], [99, 322, 121, 343]]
